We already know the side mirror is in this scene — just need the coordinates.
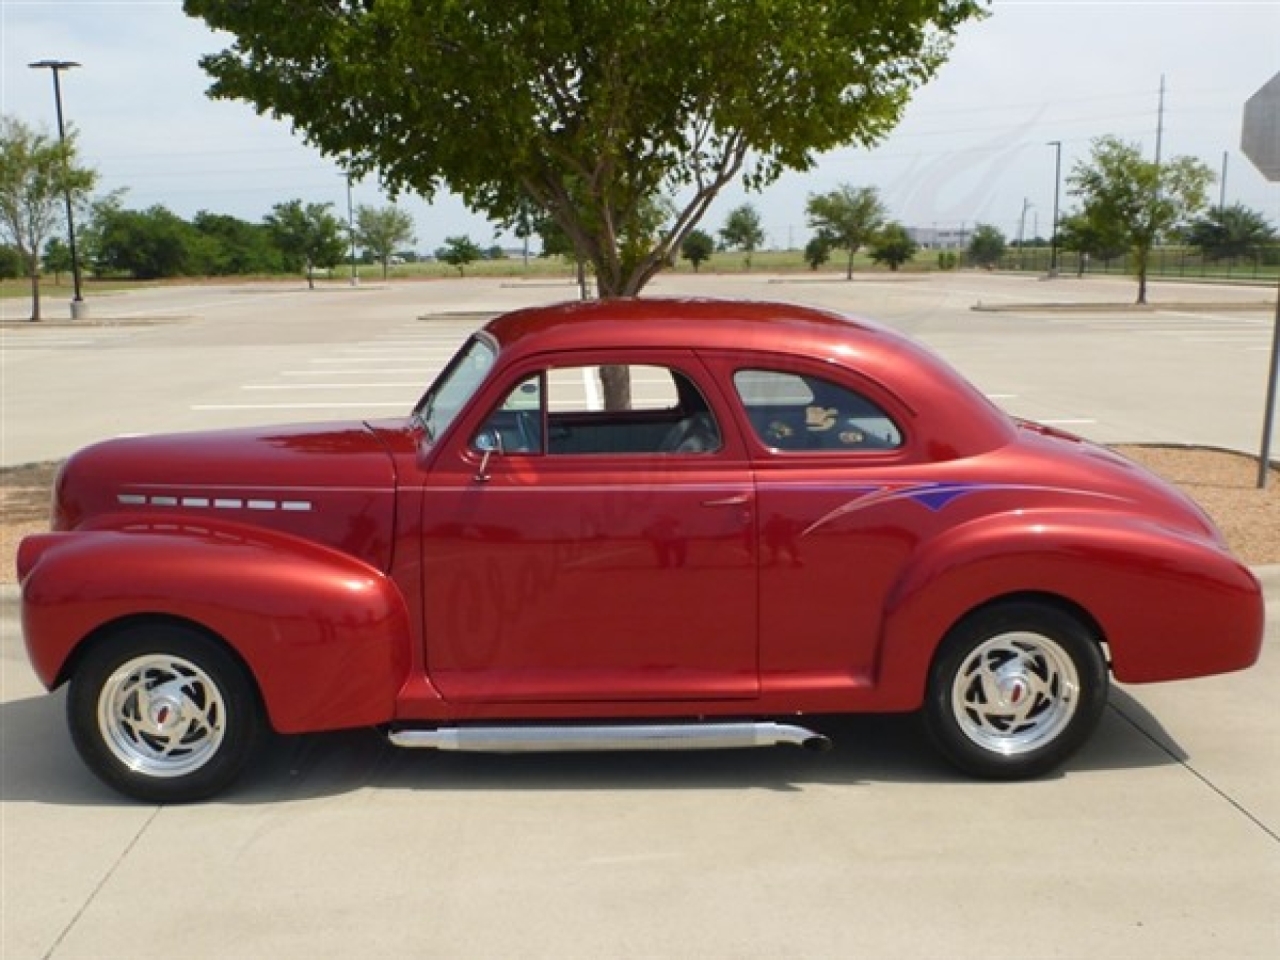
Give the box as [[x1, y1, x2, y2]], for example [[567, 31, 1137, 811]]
[[473, 431, 502, 454], [472, 429, 504, 482]]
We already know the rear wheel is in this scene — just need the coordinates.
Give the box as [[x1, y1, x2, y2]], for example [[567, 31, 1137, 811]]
[[924, 601, 1108, 779], [67, 624, 262, 802]]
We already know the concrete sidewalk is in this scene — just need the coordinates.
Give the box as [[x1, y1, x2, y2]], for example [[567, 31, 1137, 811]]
[[2, 572, 1277, 959]]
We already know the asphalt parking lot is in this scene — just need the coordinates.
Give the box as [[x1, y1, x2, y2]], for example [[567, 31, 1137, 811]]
[[2, 272, 1278, 958]]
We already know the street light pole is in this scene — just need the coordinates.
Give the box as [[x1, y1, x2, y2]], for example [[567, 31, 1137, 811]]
[[1017, 199, 1032, 271], [1047, 140, 1062, 276], [29, 59, 86, 319], [345, 172, 358, 287]]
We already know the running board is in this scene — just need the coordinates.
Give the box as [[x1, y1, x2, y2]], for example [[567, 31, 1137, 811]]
[[388, 721, 831, 754]]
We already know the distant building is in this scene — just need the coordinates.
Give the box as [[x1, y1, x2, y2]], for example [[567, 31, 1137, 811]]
[[908, 226, 972, 250]]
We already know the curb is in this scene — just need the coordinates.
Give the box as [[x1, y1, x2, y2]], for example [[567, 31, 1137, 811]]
[[971, 301, 1276, 313], [0, 316, 191, 328]]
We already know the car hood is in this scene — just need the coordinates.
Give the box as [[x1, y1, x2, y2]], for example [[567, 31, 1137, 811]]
[[53, 421, 399, 570]]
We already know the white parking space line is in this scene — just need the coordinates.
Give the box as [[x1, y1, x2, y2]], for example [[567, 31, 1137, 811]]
[[241, 383, 423, 390], [187, 319, 470, 415], [192, 402, 409, 411], [280, 369, 429, 376], [1183, 337, 1270, 343], [309, 357, 426, 364]]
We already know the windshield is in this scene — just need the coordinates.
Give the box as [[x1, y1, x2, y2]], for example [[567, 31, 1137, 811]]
[[413, 336, 496, 441]]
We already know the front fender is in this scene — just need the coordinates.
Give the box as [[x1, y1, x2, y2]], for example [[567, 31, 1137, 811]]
[[874, 511, 1264, 709], [19, 519, 414, 734]]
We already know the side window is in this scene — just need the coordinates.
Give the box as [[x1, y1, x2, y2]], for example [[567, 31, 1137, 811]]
[[476, 365, 721, 455], [546, 364, 680, 413], [474, 374, 544, 453], [733, 369, 902, 452]]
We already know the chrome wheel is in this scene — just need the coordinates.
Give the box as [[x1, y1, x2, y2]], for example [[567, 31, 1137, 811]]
[[98, 654, 227, 778], [950, 631, 1080, 756], [70, 625, 262, 802], [925, 602, 1108, 779]]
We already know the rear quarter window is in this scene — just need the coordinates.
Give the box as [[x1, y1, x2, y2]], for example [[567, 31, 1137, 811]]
[[733, 369, 903, 452]]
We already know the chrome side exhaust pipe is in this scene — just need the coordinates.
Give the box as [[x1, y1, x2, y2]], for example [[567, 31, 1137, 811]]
[[389, 721, 831, 754]]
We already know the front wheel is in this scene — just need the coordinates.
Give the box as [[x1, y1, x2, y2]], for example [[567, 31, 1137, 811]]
[[924, 602, 1108, 779], [67, 624, 262, 802]]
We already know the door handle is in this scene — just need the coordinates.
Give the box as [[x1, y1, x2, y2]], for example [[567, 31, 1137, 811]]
[[701, 494, 751, 507]]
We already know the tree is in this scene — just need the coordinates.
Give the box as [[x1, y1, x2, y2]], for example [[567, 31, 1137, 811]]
[[437, 235, 483, 276], [0, 245, 23, 279], [967, 223, 1006, 268], [83, 198, 209, 280], [680, 229, 714, 272], [869, 223, 918, 271], [719, 204, 765, 268], [805, 185, 887, 279], [0, 115, 97, 320], [1186, 203, 1276, 262], [43, 237, 73, 284], [264, 200, 346, 288], [1067, 135, 1213, 304], [356, 204, 417, 278], [804, 234, 833, 271], [185, 0, 985, 303], [1057, 210, 1126, 276], [192, 211, 282, 275]]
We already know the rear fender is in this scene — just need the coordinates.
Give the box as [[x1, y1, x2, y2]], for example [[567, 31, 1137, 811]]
[[875, 511, 1263, 709], [19, 520, 418, 733]]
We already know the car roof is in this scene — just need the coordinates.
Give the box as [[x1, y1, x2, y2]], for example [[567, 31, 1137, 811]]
[[482, 298, 1016, 458], [485, 298, 883, 354]]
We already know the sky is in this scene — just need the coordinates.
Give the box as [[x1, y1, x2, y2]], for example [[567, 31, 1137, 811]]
[[2, 0, 1279, 253]]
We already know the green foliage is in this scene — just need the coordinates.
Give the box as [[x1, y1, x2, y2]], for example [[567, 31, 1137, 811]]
[[804, 233, 834, 270], [264, 199, 346, 288], [356, 204, 416, 277], [805, 184, 888, 278], [869, 222, 918, 271], [1185, 203, 1277, 262], [680, 228, 714, 271], [192, 211, 283, 275], [42, 236, 73, 282], [967, 224, 1006, 268], [185, 0, 986, 297], [1067, 135, 1213, 303], [1056, 210, 1127, 275], [0, 244, 22, 279], [0, 114, 97, 318], [84, 199, 211, 280], [936, 250, 957, 271], [436, 235, 483, 276], [536, 214, 574, 259], [719, 204, 765, 267]]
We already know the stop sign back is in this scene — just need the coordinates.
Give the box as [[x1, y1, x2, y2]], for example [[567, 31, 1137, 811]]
[[1243, 71, 1280, 181]]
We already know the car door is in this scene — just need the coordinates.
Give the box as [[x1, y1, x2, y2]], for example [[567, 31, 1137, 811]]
[[419, 350, 759, 703], [709, 355, 920, 694]]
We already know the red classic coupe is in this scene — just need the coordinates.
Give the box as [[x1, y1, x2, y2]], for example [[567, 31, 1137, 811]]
[[18, 299, 1264, 801]]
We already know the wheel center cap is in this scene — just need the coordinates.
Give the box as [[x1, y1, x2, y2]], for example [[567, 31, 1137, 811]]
[[149, 696, 182, 729], [997, 674, 1029, 706]]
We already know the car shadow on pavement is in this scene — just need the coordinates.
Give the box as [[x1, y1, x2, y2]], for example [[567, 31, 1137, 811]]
[[1, 687, 1188, 807]]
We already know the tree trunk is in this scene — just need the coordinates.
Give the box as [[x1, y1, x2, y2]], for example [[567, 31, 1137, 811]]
[[599, 364, 632, 411], [27, 255, 41, 321], [1134, 247, 1148, 305], [846, 247, 855, 280]]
